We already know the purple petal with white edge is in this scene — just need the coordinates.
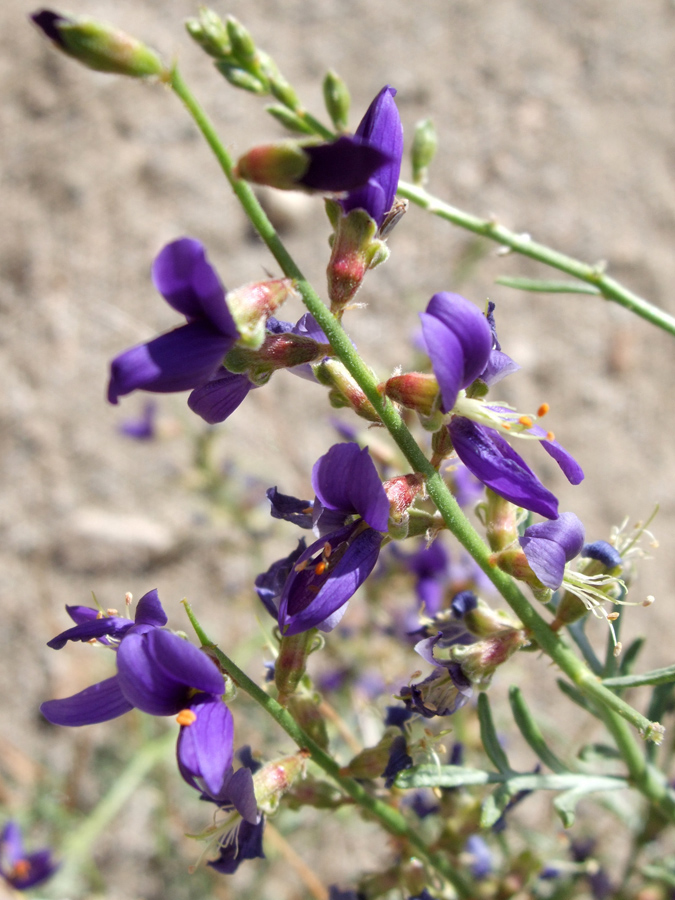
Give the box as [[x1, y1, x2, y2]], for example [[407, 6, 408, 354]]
[[176, 695, 234, 798], [341, 86, 404, 226], [419, 311, 465, 413], [47, 616, 132, 650], [133, 588, 168, 628], [108, 323, 234, 403], [301, 136, 391, 192], [311, 443, 389, 531], [425, 293, 493, 390], [278, 526, 384, 635], [116, 630, 223, 716], [152, 238, 238, 338], [41, 676, 133, 726], [187, 369, 255, 424], [449, 417, 559, 519]]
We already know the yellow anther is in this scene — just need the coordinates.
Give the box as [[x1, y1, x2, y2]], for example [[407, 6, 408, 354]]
[[125, 592, 133, 606], [546, 431, 555, 441], [501, 422, 512, 430], [96, 611, 105, 619], [518, 415, 533, 428], [314, 561, 327, 576], [295, 558, 309, 573], [537, 403, 550, 417], [613, 641, 623, 657], [176, 709, 197, 727], [606, 611, 620, 621], [323, 542, 332, 559], [106, 608, 118, 616]]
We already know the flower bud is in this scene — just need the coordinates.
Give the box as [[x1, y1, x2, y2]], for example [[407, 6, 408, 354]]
[[226, 278, 296, 349], [253, 753, 307, 814], [323, 70, 351, 132], [411, 117, 438, 186], [185, 8, 230, 58], [384, 372, 439, 417], [225, 332, 327, 381], [383, 474, 425, 522], [326, 206, 388, 313], [235, 142, 312, 190], [452, 626, 528, 687], [31, 10, 165, 78], [485, 488, 519, 551], [314, 359, 381, 423], [463, 599, 523, 639], [225, 15, 257, 64]]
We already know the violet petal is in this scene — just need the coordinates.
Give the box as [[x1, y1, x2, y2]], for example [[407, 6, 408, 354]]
[[311, 443, 389, 531], [301, 136, 390, 192], [41, 676, 134, 726], [449, 418, 559, 519], [187, 369, 255, 424], [176, 695, 234, 798]]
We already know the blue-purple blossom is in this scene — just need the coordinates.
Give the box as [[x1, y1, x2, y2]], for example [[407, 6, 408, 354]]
[[0, 822, 58, 891], [520, 512, 586, 589], [265, 443, 389, 635], [465, 834, 493, 880], [382, 734, 413, 787], [108, 238, 240, 404], [118, 400, 157, 440], [420, 292, 493, 413], [339, 85, 404, 228], [42, 593, 234, 799]]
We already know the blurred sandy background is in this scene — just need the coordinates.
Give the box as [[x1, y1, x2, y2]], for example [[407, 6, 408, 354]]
[[3, 0, 675, 896]]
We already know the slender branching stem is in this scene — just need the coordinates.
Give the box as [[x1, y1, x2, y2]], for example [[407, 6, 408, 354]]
[[170, 67, 674, 825]]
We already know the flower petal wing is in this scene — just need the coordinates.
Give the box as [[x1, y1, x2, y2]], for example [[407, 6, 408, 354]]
[[311, 443, 389, 530], [133, 588, 168, 628], [187, 369, 255, 424], [41, 676, 133, 726], [301, 136, 391, 192], [176, 696, 234, 799], [108, 323, 232, 403]]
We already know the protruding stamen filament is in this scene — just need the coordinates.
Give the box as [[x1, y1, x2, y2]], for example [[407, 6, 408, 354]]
[[537, 403, 550, 417], [176, 709, 198, 726]]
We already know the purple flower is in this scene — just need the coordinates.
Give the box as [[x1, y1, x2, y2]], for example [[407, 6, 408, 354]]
[[420, 292, 493, 413], [108, 238, 240, 404], [519, 512, 585, 589], [581, 541, 622, 569], [276, 443, 389, 635], [118, 400, 157, 440], [42, 594, 234, 799], [402, 540, 451, 616], [465, 834, 493, 880], [339, 86, 404, 228], [418, 292, 582, 518], [203, 761, 265, 874], [0, 822, 58, 891]]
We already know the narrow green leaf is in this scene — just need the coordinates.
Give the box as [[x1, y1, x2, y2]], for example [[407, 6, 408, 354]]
[[395, 766, 626, 793], [577, 743, 622, 763], [480, 784, 514, 828], [618, 637, 645, 677], [602, 664, 675, 690], [553, 788, 586, 827], [556, 679, 602, 718], [508, 686, 569, 773], [566, 620, 604, 676], [495, 276, 602, 296], [395, 765, 495, 789], [265, 104, 315, 135], [477, 693, 513, 774], [640, 864, 675, 889]]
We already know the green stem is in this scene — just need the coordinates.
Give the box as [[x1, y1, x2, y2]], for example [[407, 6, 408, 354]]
[[183, 603, 474, 897], [169, 68, 670, 812], [396, 181, 675, 337]]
